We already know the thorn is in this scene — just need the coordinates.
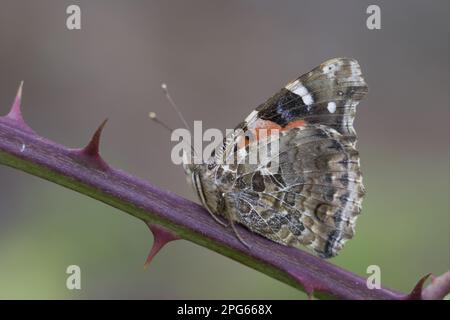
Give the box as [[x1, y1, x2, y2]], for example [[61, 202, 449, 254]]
[[144, 223, 180, 269], [72, 119, 110, 170], [303, 283, 316, 300], [81, 119, 108, 157], [4, 81, 35, 133], [285, 268, 317, 300], [421, 270, 450, 300], [407, 273, 432, 300], [7, 81, 24, 121]]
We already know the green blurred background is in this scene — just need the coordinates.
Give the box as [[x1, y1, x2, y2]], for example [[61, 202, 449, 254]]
[[0, 0, 448, 299]]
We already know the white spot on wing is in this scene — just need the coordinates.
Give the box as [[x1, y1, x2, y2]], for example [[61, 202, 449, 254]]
[[302, 92, 314, 106], [327, 102, 337, 113], [285, 81, 314, 109], [285, 79, 299, 91], [245, 110, 258, 122], [20, 144, 26, 152], [291, 83, 308, 96]]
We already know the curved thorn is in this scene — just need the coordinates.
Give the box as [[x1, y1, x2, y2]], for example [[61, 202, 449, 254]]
[[303, 283, 315, 300], [285, 267, 317, 299], [144, 223, 180, 269], [421, 271, 450, 300], [82, 119, 108, 157], [406, 273, 432, 300], [7, 81, 24, 121], [4, 81, 35, 133], [69, 119, 110, 170]]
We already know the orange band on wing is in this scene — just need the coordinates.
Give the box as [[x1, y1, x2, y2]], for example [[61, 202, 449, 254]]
[[239, 118, 307, 147], [283, 119, 306, 129]]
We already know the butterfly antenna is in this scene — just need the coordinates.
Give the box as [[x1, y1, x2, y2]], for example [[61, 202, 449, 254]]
[[161, 83, 191, 132], [148, 112, 174, 134], [148, 111, 199, 159]]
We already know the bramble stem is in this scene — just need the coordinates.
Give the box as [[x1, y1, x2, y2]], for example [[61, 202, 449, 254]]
[[0, 87, 448, 299]]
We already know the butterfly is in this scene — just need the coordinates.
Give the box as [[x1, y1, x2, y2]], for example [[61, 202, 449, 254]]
[[163, 58, 368, 258]]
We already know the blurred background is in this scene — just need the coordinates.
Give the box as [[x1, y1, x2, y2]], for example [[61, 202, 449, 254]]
[[0, 0, 448, 299]]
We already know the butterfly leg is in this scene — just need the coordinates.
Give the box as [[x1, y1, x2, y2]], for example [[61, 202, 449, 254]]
[[224, 206, 251, 249], [207, 210, 229, 227]]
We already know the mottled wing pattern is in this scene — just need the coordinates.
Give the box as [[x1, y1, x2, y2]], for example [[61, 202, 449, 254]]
[[241, 58, 368, 145], [217, 125, 364, 258], [193, 58, 367, 258]]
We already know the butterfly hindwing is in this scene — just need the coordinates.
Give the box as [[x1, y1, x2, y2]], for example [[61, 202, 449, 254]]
[[218, 125, 364, 258]]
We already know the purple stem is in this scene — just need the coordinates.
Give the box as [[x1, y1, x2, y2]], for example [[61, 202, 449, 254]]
[[0, 85, 448, 299]]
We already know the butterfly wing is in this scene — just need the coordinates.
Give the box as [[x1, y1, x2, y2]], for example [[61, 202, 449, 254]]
[[194, 58, 367, 257], [239, 57, 368, 145], [219, 125, 364, 258]]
